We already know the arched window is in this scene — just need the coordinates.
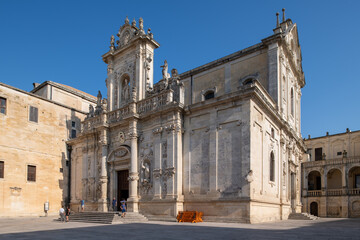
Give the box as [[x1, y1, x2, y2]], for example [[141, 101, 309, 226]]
[[204, 91, 214, 100], [271, 128, 275, 139], [290, 88, 294, 116], [270, 151, 275, 182]]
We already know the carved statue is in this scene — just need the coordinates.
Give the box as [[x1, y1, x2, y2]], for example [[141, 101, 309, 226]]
[[141, 161, 150, 183], [97, 91, 102, 106], [161, 60, 170, 82], [110, 35, 115, 50], [88, 105, 94, 118], [122, 78, 130, 102], [101, 98, 108, 112]]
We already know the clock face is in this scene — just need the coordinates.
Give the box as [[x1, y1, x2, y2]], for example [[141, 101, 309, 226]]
[[119, 132, 125, 143]]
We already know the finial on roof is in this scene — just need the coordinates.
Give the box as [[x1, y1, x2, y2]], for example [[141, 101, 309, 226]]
[[276, 12, 280, 28], [132, 18, 136, 27], [346, 128, 350, 133], [282, 8, 285, 22], [139, 17, 144, 30], [125, 16, 129, 24]]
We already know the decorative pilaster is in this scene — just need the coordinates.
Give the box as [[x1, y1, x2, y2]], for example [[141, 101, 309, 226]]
[[152, 127, 163, 199], [128, 120, 139, 212]]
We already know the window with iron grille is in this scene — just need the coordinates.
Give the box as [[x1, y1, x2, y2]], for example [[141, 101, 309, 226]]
[[0, 161, 4, 178], [29, 106, 38, 123], [0, 97, 6, 115], [27, 165, 36, 182]]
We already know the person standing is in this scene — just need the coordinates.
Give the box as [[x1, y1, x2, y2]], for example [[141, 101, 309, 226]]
[[65, 206, 71, 222], [112, 197, 117, 212], [80, 199, 85, 212], [120, 199, 126, 218], [59, 206, 65, 222]]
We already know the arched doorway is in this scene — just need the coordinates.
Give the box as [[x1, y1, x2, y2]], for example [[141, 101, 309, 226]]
[[310, 202, 318, 216]]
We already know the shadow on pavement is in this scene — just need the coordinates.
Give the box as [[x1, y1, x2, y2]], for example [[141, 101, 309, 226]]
[[0, 218, 360, 240]]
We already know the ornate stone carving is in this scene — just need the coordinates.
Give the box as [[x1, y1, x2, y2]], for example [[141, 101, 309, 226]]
[[153, 127, 163, 135], [162, 141, 167, 158], [119, 131, 126, 143], [114, 149, 128, 158], [163, 167, 175, 178], [10, 187, 22, 196], [128, 132, 137, 140], [128, 172, 139, 181], [153, 169, 162, 179], [245, 170, 254, 183]]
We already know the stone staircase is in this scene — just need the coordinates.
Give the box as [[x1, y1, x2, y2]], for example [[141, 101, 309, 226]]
[[69, 212, 148, 224], [288, 212, 319, 220]]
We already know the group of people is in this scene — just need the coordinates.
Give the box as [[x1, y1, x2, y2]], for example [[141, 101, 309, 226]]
[[59, 198, 127, 222], [59, 206, 71, 222], [112, 197, 127, 217]]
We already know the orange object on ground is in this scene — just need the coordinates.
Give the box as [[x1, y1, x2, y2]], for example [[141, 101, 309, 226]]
[[177, 211, 203, 223]]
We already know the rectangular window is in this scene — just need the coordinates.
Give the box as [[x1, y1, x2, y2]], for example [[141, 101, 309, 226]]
[[356, 175, 360, 189], [0, 161, 4, 178], [71, 121, 76, 138], [29, 106, 38, 123], [71, 129, 76, 138], [0, 97, 6, 115], [337, 152, 342, 156], [315, 148, 323, 161], [27, 165, 36, 182]]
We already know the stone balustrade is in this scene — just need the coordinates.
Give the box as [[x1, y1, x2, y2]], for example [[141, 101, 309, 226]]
[[81, 116, 102, 133], [326, 189, 343, 196], [137, 90, 172, 115], [108, 105, 130, 123], [303, 156, 360, 168], [307, 190, 322, 197], [306, 188, 360, 197]]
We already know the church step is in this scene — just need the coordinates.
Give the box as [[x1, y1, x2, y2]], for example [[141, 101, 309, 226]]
[[288, 213, 319, 220], [69, 212, 148, 224]]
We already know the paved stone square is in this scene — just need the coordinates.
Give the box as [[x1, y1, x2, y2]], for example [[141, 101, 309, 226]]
[[0, 217, 360, 239]]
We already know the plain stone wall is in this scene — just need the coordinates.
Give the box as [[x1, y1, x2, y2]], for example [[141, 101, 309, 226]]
[[0, 84, 87, 217]]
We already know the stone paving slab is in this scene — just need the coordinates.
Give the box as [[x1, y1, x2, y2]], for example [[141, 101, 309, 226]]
[[0, 217, 359, 239]]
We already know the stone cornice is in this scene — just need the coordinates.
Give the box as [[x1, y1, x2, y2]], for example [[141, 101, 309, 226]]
[[30, 81, 97, 103], [179, 43, 266, 79], [0, 82, 89, 115], [102, 35, 160, 63]]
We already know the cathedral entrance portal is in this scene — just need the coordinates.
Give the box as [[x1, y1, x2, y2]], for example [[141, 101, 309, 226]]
[[117, 170, 129, 211]]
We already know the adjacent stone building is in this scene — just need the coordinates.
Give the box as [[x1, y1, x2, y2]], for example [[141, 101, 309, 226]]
[[68, 12, 306, 223], [302, 129, 360, 217], [0, 81, 96, 217]]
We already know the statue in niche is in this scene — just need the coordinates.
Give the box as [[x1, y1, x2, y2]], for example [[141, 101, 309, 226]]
[[122, 78, 130, 102], [141, 161, 150, 183], [160, 60, 170, 83]]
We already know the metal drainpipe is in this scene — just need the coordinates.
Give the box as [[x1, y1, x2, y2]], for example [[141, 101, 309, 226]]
[[67, 144, 72, 207]]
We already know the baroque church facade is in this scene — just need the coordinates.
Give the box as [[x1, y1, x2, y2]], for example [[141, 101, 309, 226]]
[[68, 12, 305, 223]]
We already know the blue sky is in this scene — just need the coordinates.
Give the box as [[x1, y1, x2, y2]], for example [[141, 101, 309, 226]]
[[1, 0, 359, 138]]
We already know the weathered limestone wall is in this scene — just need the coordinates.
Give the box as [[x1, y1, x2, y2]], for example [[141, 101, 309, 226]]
[[0, 84, 87, 217]]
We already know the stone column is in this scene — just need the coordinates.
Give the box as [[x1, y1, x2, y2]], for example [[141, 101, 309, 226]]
[[128, 119, 139, 212], [98, 129, 108, 212]]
